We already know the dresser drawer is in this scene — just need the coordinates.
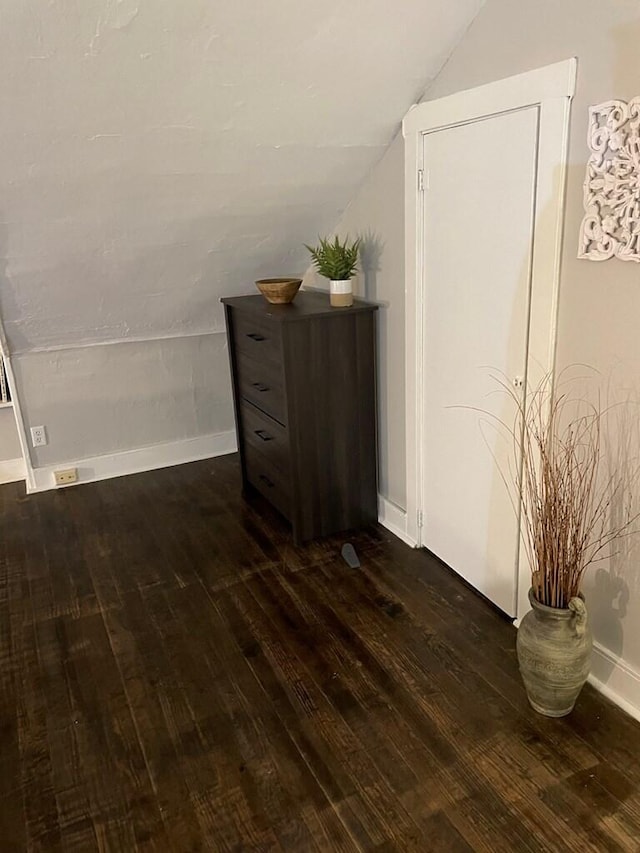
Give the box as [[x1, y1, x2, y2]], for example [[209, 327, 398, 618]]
[[240, 401, 289, 475], [236, 352, 286, 425], [231, 310, 282, 365], [245, 445, 290, 519]]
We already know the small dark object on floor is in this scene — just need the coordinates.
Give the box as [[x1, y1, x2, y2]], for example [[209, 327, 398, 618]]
[[374, 594, 405, 619], [341, 543, 360, 568]]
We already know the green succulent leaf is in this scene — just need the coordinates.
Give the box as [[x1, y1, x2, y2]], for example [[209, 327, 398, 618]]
[[305, 235, 361, 280]]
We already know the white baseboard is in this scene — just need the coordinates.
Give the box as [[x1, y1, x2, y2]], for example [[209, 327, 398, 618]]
[[588, 640, 640, 724], [28, 431, 237, 493], [378, 495, 417, 547], [0, 457, 26, 484]]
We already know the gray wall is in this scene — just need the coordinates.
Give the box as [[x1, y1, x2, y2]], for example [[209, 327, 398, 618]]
[[0, 408, 21, 462], [13, 333, 235, 468], [331, 0, 640, 679]]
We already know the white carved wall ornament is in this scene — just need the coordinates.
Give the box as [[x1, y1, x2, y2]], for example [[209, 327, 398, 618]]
[[578, 97, 640, 262]]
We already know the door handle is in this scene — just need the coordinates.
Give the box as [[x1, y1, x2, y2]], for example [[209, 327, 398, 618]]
[[246, 332, 266, 342], [254, 429, 273, 442], [259, 474, 274, 488], [251, 382, 270, 392]]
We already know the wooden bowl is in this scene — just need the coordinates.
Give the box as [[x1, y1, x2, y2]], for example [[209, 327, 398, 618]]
[[255, 278, 302, 304]]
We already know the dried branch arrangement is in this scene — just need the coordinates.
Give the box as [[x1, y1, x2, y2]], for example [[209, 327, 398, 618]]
[[511, 373, 639, 609]]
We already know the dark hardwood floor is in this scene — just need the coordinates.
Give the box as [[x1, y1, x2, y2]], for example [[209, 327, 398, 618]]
[[2, 455, 640, 852]]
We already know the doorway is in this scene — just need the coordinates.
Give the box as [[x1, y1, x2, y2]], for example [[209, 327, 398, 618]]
[[403, 59, 576, 619]]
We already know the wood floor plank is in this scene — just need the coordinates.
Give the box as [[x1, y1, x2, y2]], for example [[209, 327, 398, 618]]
[[358, 547, 604, 777], [216, 587, 364, 851], [306, 558, 622, 852], [251, 569, 421, 797], [15, 620, 63, 850], [299, 563, 559, 852], [228, 576, 420, 849], [2, 455, 640, 851], [98, 589, 217, 848], [144, 584, 312, 852], [0, 508, 25, 849]]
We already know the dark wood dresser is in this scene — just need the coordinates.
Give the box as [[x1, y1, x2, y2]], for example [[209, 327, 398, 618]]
[[222, 291, 378, 544]]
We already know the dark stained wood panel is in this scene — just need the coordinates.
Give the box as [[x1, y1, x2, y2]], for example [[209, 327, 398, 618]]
[[231, 307, 284, 364], [1, 454, 640, 851], [283, 309, 378, 542], [222, 289, 377, 322], [235, 351, 287, 425], [224, 291, 378, 544]]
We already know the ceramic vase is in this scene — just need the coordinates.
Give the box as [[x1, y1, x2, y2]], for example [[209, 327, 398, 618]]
[[516, 588, 592, 717], [330, 279, 353, 308]]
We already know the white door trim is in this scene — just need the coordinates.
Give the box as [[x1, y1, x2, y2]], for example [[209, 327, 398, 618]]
[[402, 58, 576, 619]]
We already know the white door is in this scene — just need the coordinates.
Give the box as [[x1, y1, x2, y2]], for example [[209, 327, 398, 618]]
[[421, 108, 539, 616], [404, 59, 575, 621]]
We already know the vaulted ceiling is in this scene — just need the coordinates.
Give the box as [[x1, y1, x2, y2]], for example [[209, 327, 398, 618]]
[[0, 0, 483, 352]]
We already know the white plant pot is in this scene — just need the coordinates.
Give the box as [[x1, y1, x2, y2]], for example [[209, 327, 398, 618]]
[[330, 279, 353, 308]]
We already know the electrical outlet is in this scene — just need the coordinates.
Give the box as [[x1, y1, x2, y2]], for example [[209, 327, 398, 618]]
[[54, 468, 77, 486], [30, 425, 47, 447]]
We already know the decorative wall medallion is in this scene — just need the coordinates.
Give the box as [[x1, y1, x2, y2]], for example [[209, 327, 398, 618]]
[[578, 98, 640, 262]]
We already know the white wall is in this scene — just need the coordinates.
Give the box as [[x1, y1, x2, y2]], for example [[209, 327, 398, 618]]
[[0, 0, 484, 480], [335, 0, 640, 714]]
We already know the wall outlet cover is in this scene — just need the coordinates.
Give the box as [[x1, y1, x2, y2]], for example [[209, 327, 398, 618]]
[[30, 425, 47, 447], [54, 468, 78, 486]]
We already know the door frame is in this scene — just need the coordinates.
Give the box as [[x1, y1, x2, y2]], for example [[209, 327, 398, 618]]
[[402, 58, 576, 619]]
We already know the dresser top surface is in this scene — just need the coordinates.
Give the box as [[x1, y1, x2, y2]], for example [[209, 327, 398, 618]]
[[221, 290, 378, 321]]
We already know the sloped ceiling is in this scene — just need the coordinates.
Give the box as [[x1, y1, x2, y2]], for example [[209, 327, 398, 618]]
[[0, 0, 483, 352]]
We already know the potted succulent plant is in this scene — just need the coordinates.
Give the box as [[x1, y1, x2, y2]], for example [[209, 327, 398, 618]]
[[305, 235, 361, 307], [507, 373, 638, 716]]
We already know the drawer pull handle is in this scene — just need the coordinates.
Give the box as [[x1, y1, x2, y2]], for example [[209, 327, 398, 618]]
[[251, 382, 270, 393], [246, 332, 266, 342], [259, 474, 274, 488], [255, 429, 273, 442]]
